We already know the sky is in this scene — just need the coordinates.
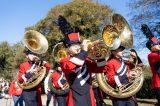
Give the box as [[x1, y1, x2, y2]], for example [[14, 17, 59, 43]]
[[0, 0, 129, 45], [1, 0, 149, 62]]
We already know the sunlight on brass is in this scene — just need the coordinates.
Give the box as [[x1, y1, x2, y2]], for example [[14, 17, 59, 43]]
[[24, 30, 48, 54], [96, 13, 143, 99], [112, 13, 133, 48], [102, 25, 119, 47], [18, 30, 49, 89], [53, 42, 68, 62]]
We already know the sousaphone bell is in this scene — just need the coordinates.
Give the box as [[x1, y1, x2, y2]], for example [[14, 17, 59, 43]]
[[96, 13, 144, 99], [18, 30, 49, 89]]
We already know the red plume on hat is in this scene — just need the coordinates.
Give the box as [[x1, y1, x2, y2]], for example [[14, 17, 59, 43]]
[[57, 15, 80, 48], [141, 24, 159, 50]]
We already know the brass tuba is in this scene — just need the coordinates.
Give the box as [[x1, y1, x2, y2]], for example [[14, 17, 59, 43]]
[[96, 13, 144, 98], [18, 30, 49, 89], [48, 71, 70, 95], [87, 14, 130, 60], [23, 30, 48, 54], [92, 74, 99, 89], [48, 42, 70, 95], [52, 42, 68, 63]]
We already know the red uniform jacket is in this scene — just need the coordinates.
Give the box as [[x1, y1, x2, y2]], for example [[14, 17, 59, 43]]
[[51, 71, 63, 89], [9, 80, 22, 96], [106, 58, 130, 87], [148, 52, 160, 88], [60, 50, 105, 106], [18, 61, 50, 106], [97, 57, 131, 88], [18, 61, 50, 82]]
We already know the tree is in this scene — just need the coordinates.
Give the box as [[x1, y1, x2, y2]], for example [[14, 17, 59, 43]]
[[0, 41, 26, 80], [0, 42, 14, 79], [29, 0, 112, 65], [12, 42, 26, 69], [127, 0, 160, 49]]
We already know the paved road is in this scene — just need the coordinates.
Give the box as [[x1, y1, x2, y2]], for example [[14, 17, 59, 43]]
[[0, 95, 156, 106], [0, 94, 54, 106]]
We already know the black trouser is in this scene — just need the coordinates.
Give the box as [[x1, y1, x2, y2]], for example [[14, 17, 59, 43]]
[[22, 90, 37, 106], [56, 94, 66, 106], [112, 97, 135, 106], [154, 88, 160, 106], [46, 91, 56, 106], [93, 88, 104, 106]]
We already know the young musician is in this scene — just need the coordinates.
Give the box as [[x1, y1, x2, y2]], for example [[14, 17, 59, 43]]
[[51, 66, 67, 106], [44, 69, 56, 106], [146, 38, 160, 106], [92, 74, 105, 106], [129, 48, 144, 106], [58, 16, 105, 106], [18, 50, 51, 106], [141, 24, 160, 106], [129, 49, 144, 70], [96, 45, 138, 106], [110, 46, 138, 106]]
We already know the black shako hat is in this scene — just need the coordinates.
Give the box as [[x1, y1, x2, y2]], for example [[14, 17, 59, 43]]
[[24, 49, 36, 55], [57, 15, 80, 48], [141, 24, 159, 50], [146, 37, 159, 50], [118, 45, 125, 51]]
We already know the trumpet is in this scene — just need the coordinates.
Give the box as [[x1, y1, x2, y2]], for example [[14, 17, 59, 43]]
[[87, 40, 111, 60]]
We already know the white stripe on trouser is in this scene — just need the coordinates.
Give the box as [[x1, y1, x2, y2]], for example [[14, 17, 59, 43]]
[[77, 67, 87, 78], [75, 67, 82, 73], [114, 75, 122, 87], [80, 74, 90, 86]]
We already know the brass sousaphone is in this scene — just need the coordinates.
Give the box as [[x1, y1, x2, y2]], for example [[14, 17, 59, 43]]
[[96, 13, 144, 98], [48, 42, 69, 95], [18, 30, 49, 89]]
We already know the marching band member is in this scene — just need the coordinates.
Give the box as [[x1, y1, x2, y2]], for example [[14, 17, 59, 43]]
[[97, 45, 138, 106], [129, 48, 144, 106], [44, 69, 56, 106], [57, 15, 105, 106], [51, 66, 67, 106], [18, 50, 51, 106], [92, 74, 105, 106], [129, 49, 144, 70], [146, 38, 160, 106], [141, 24, 160, 106], [60, 33, 97, 106]]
